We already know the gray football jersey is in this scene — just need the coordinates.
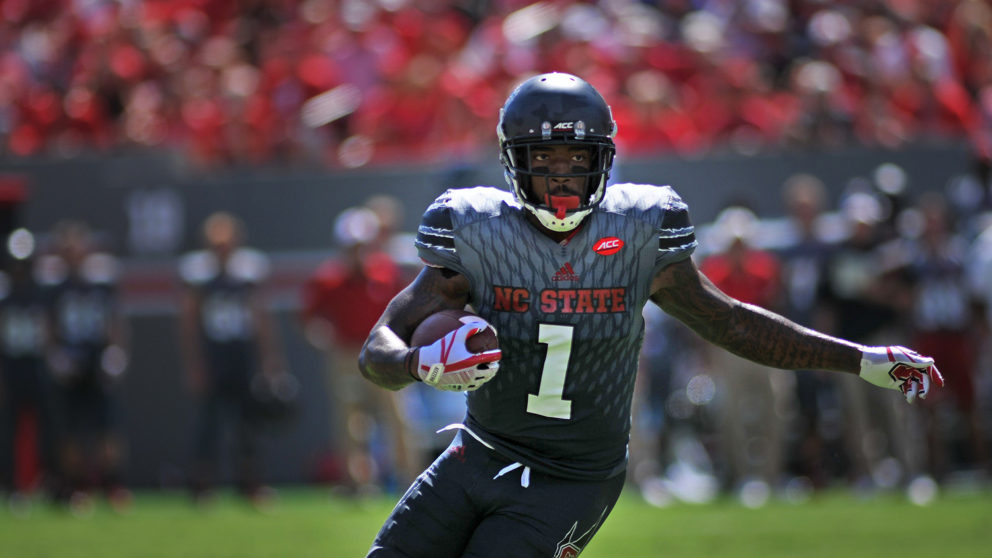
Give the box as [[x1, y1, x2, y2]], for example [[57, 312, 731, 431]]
[[415, 183, 697, 479]]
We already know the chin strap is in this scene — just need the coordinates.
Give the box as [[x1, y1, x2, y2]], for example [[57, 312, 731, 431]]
[[544, 194, 580, 219]]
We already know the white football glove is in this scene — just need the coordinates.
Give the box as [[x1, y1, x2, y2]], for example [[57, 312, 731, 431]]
[[859, 345, 944, 403], [416, 319, 501, 392]]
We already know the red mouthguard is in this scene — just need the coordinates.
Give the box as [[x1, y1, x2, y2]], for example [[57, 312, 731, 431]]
[[545, 195, 580, 219]]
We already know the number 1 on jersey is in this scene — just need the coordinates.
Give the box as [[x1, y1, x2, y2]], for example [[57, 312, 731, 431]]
[[527, 323, 574, 419]]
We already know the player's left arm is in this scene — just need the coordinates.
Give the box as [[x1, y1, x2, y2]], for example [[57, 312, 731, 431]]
[[649, 258, 943, 401]]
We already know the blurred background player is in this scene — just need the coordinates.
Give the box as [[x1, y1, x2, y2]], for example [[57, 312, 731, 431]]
[[0, 228, 57, 509], [699, 206, 790, 504], [773, 174, 843, 491], [301, 206, 415, 494], [820, 191, 922, 492], [42, 220, 130, 512], [629, 303, 718, 507], [178, 212, 286, 505], [899, 191, 989, 481]]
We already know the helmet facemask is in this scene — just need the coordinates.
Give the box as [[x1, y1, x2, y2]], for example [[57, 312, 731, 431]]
[[500, 136, 614, 232]]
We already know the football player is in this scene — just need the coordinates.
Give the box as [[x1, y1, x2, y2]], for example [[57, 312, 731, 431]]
[[44, 221, 131, 511], [178, 212, 285, 505], [0, 229, 57, 504], [358, 73, 943, 557]]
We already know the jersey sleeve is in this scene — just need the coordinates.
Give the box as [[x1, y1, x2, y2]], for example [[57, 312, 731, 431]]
[[654, 188, 697, 271], [414, 191, 468, 275]]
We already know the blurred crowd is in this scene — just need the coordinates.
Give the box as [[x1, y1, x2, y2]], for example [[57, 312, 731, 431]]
[[2, 0, 992, 168]]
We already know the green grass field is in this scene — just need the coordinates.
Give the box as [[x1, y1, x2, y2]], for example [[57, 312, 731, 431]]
[[1, 486, 989, 558]]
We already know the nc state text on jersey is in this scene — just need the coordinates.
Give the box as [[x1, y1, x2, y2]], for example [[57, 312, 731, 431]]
[[493, 286, 627, 314]]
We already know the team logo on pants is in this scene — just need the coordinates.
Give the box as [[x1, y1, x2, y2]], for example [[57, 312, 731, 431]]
[[553, 507, 608, 558]]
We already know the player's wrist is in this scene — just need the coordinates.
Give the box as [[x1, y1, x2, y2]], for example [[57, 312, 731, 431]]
[[857, 345, 884, 367], [857, 345, 892, 387], [405, 347, 422, 382]]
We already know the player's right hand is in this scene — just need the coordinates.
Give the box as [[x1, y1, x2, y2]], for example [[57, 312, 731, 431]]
[[858, 345, 944, 403], [416, 320, 501, 392]]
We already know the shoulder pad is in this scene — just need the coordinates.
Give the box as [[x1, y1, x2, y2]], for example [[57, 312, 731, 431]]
[[605, 183, 697, 263], [417, 195, 457, 253], [81, 252, 120, 284], [416, 187, 512, 251], [178, 250, 219, 285], [416, 188, 511, 275], [227, 248, 270, 283], [601, 183, 681, 213], [441, 186, 515, 217]]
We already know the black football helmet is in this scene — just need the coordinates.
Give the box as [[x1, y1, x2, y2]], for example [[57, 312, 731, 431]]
[[498, 72, 616, 232]]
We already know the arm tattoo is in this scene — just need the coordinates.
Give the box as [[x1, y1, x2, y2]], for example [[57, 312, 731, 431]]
[[651, 260, 860, 373]]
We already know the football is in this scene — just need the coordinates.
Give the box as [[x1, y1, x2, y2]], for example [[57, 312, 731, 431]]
[[411, 309, 499, 353]]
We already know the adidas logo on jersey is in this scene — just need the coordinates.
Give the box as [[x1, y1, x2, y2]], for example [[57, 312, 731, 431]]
[[552, 262, 579, 282]]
